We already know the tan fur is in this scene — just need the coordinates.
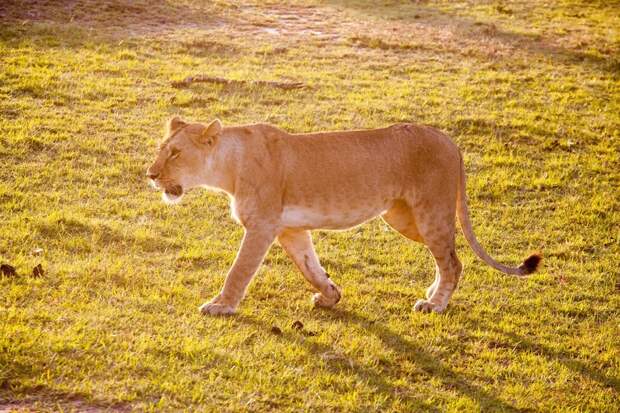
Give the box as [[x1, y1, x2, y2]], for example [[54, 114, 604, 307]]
[[147, 118, 540, 315]]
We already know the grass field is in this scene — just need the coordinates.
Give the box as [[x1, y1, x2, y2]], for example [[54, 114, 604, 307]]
[[1, 0, 619, 411]]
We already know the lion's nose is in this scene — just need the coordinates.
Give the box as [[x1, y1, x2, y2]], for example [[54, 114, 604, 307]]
[[146, 170, 160, 180]]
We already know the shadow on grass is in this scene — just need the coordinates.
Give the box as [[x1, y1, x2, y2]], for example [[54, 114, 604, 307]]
[[0, 382, 131, 412], [238, 310, 521, 412], [236, 314, 440, 411], [0, 0, 222, 33], [0, 0, 226, 49], [32, 214, 181, 254], [325, 0, 618, 74], [0, 342, 238, 410], [492, 327, 620, 391]]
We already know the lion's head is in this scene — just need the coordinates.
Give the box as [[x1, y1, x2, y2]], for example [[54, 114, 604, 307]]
[[146, 116, 222, 203]]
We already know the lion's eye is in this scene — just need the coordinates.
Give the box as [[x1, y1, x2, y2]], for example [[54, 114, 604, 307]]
[[169, 148, 180, 159]]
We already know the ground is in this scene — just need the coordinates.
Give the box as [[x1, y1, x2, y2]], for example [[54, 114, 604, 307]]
[[0, 0, 619, 411]]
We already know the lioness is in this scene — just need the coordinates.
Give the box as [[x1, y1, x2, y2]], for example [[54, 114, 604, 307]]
[[147, 117, 540, 315]]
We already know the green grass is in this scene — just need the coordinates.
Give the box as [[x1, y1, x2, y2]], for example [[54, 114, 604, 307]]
[[1, 0, 618, 411]]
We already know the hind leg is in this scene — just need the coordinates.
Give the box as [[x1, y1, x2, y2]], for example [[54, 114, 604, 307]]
[[412, 208, 463, 313], [382, 199, 424, 242], [383, 200, 438, 298], [414, 246, 462, 313], [425, 268, 440, 299], [384, 200, 461, 313]]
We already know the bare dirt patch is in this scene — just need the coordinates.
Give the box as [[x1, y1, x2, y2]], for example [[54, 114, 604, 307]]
[[236, 4, 347, 41]]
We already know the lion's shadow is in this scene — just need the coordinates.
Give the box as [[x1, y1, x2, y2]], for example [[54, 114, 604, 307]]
[[237, 309, 522, 412]]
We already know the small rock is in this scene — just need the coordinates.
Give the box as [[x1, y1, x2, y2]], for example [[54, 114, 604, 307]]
[[32, 264, 44, 277], [291, 320, 317, 336], [0, 264, 17, 277], [32, 248, 44, 256], [270, 326, 282, 335]]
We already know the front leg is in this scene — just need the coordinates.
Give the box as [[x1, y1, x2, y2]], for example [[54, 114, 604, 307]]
[[278, 229, 342, 308], [200, 228, 275, 315]]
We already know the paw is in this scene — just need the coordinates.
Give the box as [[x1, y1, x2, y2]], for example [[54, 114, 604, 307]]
[[312, 284, 342, 308], [199, 296, 237, 316], [413, 299, 446, 314]]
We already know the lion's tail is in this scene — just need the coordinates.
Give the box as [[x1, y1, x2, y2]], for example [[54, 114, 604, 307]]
[[456, 153, 541, 276]]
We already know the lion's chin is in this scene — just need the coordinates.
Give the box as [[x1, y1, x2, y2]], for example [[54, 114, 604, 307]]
[[163, 185, 184, 204]]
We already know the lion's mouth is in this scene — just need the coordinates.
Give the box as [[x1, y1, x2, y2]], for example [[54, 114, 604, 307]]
[[165, 185, 183, 197], [163, 184, 183, 203]]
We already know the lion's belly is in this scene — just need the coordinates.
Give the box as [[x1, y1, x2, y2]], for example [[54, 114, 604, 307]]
[[280, 202, 392, 230]]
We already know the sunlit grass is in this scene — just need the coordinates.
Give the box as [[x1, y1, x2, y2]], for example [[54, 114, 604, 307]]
[[1, 0, 618, 411]]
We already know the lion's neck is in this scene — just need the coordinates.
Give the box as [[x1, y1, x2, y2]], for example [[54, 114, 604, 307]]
[[199, 134, 238, 194]]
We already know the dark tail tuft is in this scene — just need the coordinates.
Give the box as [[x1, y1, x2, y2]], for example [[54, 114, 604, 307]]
[[518, 253, 542, 275]]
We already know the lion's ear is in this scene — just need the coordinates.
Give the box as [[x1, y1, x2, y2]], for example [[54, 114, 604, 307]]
[[199, 119, 222, 146], [167, 116, 187, 134], [205, 119, 222, 136]]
